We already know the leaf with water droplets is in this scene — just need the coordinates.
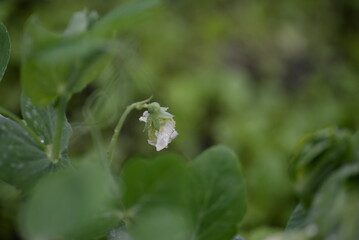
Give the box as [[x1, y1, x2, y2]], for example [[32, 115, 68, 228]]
[[0, 115, 60, 189], [21, 94, 72, 152], [0, 22, 10, 82]]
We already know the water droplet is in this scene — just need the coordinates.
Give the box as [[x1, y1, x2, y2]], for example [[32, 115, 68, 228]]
[[40, 139, 45, 143]]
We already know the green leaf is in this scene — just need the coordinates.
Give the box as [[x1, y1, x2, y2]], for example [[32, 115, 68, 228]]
[[0, 115, 55, 189], [21, 94, 72, 152], [19, 164, 120, 240], [92, 0, 160, 37], [21, 0, 159, 106], [129, 207, 191, 240], [120, 154, 190, 240], [305, 163, 359, 240], [69, 48, 113, 93], [0, 95, 72, 189], [0, 22, 10, 82], [121, 154, 188, 212], [188, 145, 247, 240], [290, 128, 357, 208], [285, 204, 308, 231], [21, 17, 110, 106]]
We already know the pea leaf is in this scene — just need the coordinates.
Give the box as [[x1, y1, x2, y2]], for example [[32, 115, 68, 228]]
[[0, 95, 72, 189], [21, 16, 110, 106], [92, 0, 160, 37], [19, 165, 120, 240], [305, 163, 359, 240], [285, 204, 308, 231], [290, 128, 357, 208], [129, 207, 191, 240], [0, 22, 10, 82], [188, 145, 247, 240], [0, 115, 55, 189], [121, 154, 188, 212], [21, 94, 72, 152]]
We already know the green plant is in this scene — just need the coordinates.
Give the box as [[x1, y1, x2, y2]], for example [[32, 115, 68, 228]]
[[284, 128, 359, 240], [0, 2, 247, 240]]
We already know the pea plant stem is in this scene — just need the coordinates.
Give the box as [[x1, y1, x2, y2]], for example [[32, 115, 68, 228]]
[[51, 96, 68, 164], [107, 97, 152, 164]]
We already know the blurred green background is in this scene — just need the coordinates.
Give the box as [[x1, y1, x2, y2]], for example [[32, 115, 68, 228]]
[[0, 0, 359, 239]]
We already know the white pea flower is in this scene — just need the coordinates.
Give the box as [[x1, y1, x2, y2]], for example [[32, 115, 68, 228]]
[[139, 103, 178, 151]]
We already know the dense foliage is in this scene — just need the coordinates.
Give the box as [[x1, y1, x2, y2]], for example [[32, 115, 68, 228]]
[[0, 0, 359, 239]]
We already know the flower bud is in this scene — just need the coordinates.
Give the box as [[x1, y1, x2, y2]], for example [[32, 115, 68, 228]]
[[139, 103, 178, 151]]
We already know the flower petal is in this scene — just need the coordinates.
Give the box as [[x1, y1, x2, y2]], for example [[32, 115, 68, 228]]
[[154, 119, 177, 151], [139, 106, 178, 151], [139, 111, 149, 122]]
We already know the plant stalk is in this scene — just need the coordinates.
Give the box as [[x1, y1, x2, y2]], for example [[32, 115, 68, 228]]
[[51, 96, 68, 164], [107, 97, 152, 164]]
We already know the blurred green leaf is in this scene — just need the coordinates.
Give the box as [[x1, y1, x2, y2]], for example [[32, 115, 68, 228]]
[[19, 164, 120, 240], [121, 154, 187, 213], [285, 204, 308, 231], [92, 0, 160, 37], [0, 22, 10, 82], [69, 49, 113, 93], [290, 128, 357, 208], [129, 207, 191, 240], [21, 0, 159, 106], [188, 145, 247, 240], [21, 94, 72, 153], [305, 162, 359, 240], [0, 115, 56, 189], [21, 16, 110, 106]]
